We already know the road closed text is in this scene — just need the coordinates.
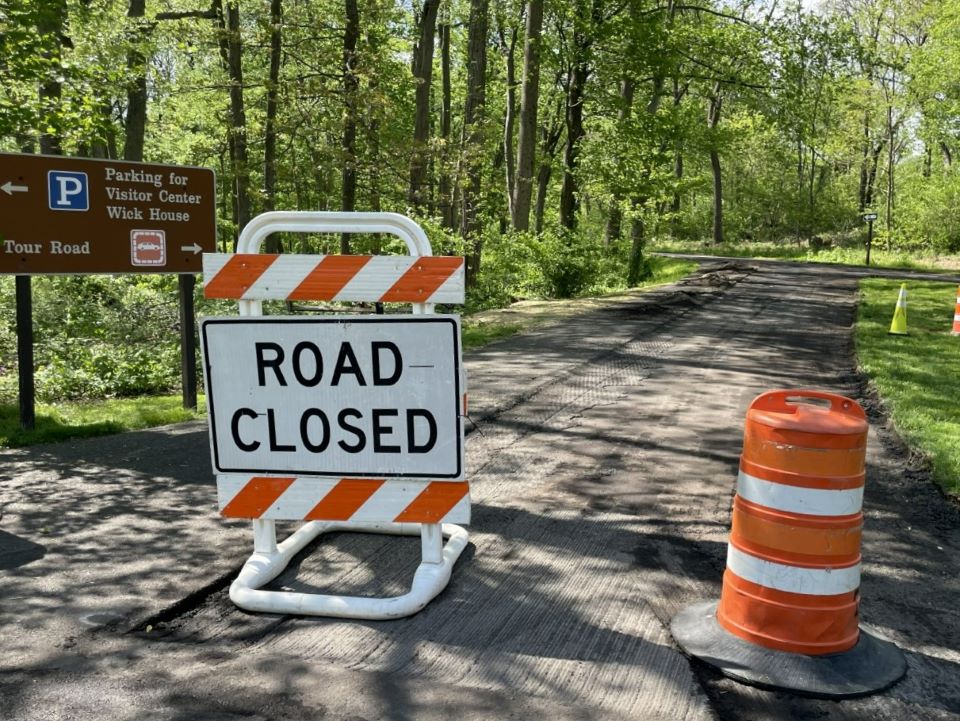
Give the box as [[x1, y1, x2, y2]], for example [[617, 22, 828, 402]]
[[201, 316, 463, 478], [229, 340, 439, 456]]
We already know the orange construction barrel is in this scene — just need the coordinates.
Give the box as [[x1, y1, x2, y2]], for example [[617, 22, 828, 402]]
[[671, 389, 906, 698], [717, 390, 866, 655]]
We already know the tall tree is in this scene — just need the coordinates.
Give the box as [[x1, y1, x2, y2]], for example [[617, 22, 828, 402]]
[[558, 0, 603, 231], [264, 0, 284, 253], [460, 0, 490, 285], [604, 77, 634, 243], [707, 81, 724, 244], [37, 0, 67, 156], [439, 19, 455, 230], [123, 0, 147, 161], [123, 2, 218, 162], [341, 0, 360, 252], [363, 5, 385, 239], [534, 96, 564, 234], [408, 0, 441, 209], [215, 0, 252, 244], [512, 0, 544, 231], [498, 17, 519, 222]]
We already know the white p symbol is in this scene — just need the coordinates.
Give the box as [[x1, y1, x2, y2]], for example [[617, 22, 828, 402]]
[[55, 176, 84, 206]]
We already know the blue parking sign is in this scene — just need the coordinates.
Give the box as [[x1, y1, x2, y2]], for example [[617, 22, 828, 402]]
[[48, 170, 89, 211]]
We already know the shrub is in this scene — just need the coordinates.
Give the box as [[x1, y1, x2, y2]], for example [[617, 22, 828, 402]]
[[0, 275, 184, 402], [530, 229, 602, 299]]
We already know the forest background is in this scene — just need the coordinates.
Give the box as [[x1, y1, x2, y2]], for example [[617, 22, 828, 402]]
[[1, 0, 959, 404]]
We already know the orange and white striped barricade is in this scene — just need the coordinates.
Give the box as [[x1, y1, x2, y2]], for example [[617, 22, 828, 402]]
[[671, 390, 905, 698], [200, 211, 469, 619]]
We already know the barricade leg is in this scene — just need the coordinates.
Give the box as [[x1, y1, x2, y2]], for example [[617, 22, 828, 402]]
[[229, 522, 469, 620], [421, 523, 443, 564], [252, 519, 277, 553]]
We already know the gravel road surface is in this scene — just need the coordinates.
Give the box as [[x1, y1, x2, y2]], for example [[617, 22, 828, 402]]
[[2, 260, 958, 720]]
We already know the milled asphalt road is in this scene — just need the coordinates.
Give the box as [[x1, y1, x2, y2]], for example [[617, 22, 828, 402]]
[[1, 260, 959, 720]]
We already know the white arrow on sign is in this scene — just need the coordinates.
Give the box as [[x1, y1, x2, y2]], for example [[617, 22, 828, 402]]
[[181, 243, 203, 254], [1, 181, 28, 195]]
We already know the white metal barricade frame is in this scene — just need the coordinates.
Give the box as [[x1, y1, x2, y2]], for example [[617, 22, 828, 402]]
[[206, 211, 469, 619]]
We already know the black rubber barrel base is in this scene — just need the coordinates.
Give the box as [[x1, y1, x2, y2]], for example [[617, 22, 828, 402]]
[[671, 600, 907, 699]]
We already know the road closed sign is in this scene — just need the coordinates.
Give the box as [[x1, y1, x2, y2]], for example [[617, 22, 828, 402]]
[[201, 315, 464, 479]]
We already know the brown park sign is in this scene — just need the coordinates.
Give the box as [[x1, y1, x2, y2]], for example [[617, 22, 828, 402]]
[[0, 153, 216, 275]]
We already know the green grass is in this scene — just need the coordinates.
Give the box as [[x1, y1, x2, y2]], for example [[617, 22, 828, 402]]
[[857, 279, 960, 496], [651, 238, 957, 272], [637, 257, 700, 286], [0, 395, 205, 447], [462, 322, 525, 349]]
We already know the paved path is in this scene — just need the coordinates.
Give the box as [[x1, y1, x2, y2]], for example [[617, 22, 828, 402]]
[[1, 260, 958, 720]]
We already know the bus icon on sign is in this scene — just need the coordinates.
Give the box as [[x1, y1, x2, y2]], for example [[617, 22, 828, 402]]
[[48, 170, 89, 211], [131, 230, 166, 266]]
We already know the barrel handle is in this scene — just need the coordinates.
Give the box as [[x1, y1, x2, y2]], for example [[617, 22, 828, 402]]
[[750, 390, 866, 420]]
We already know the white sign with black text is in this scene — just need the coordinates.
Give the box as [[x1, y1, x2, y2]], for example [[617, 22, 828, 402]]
[[201, 315, 464, 479]]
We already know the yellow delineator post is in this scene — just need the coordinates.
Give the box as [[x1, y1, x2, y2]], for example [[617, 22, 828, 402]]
[[889, 283, 908, 336]]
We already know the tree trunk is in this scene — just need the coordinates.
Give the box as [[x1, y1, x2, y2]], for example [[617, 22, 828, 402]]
[[533, 100, 563, 234], [708, 87, 723, 245], [559, 0, 600, 231], [559, 60, 588, 231], [710, 148, 723, 244], [796, 136, 804, 240], [604, 77, 635, 243], [886, 103, 894, 245], [408, 0, 441, 209], [216, 0, 252, 245], [125, 1, 220, 162], [90, 99, 114, 158], [534, 160, 552, 235], [16, 133, 35, 155], [264, 0, 283, 253], [864, 141, 884, 208], [500, 23, 518, 223], [512, 0, 544, 232], [37, 0, 67, 155], [460, 0, 490, 286], [671, 76, 684, 218], [627, 199, 646, 286], [671, 151, 682, 214], [312, 145, 334, 211], [439, 21, 455, 230], [123, 0, 148, 162], [808, 147, 816, 221], [340, 0, 359, 253], [364, 19, 383, 254], [858, 110, 871, 212]]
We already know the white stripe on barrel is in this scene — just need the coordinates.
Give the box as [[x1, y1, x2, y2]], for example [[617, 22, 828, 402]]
[[726, 544, 861, 596], [736, 470, 863, 517]]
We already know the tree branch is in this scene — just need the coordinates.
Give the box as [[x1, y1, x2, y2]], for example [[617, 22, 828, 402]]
[[637, 4, 761, 29], [685, 73, 776, 92], [155, 7, 217, 21]]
